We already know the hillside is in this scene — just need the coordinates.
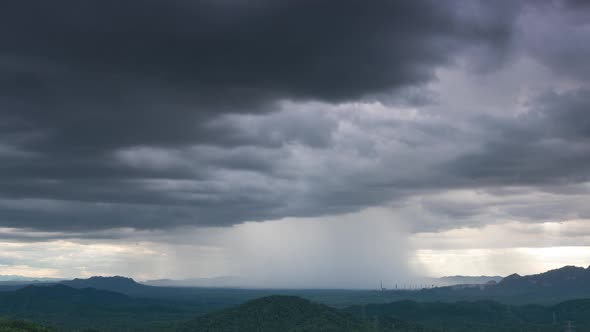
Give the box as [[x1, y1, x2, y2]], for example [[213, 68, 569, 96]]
[[181, 295, 434, 332], [2, 266, 590, 332], [346, 299, 590, 332], [0, 287, 438, 332], [0, 317, 54, 332], [0, 285, 196, 331], [3, 285, 590, 331], [181, 295, 370, 332]]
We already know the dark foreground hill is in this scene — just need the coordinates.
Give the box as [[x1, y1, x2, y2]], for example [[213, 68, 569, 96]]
[[0, 317, 53, 332], [181, 295, 367, 332], [3, 286, 590, 332], [0, 285, 196, 331], [346, 299, 590, 332], [0, 287, 433, 332], [181, 295, 433, 332]]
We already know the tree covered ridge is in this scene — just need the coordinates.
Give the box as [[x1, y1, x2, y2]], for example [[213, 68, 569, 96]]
[[181, 295, 435, 332], [0, 317, 54, 332]]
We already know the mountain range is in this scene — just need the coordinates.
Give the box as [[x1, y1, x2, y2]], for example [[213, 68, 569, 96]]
[[0, 276, 62, 283], [499, 265, 590, 289], [143, 277, 243, 288], [0, 274, 504, 290], [143, 275, 504, 288], [1, 265, 590, 308], [0, 285, 431, 331], [432, 275, 503, 286], [3, 286, 590, 331]]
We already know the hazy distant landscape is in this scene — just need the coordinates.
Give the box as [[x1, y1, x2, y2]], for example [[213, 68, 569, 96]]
[[0, 266, 589, 331]]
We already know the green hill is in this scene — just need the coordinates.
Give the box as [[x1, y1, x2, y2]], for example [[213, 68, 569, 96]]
[[181, 295, 369, 332], [346, 299, 590, 332], [181, 295, 434, 332], [0, 285, 195, 331], [4, 284, 590, 331], [0, 317, 53, 332]]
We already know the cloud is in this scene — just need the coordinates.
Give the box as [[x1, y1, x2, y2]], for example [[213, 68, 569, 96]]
[[519, 0, 590, 82], [1, 0, 589, 241], [1, 0, 519, 151], [415, 246, 590, 277], [447, 89, 590, 186]]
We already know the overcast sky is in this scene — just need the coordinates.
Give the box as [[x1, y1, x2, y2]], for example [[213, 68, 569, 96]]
[[1, 0, 590, 288]]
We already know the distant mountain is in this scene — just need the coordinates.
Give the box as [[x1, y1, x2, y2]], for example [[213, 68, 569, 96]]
[[143, 276, 243, 288], [499, 265, 590, 289], [433, 275, 503, 286], [395, 265, 590, 305], [57, 276, 267, 306], [0, 276, 145, 293], [5, 265, 589, 309], [0, 276, 62, 283], [0, 276, 63, 292], [0, 281, 55, 293], [181, 295, 434, 332], [61, 275, 147, 294], [145, 275, 503, 289]]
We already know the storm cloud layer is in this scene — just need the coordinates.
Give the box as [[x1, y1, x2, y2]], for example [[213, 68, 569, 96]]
[[1, 0, 589, 238], [1, 0, 517, 150]]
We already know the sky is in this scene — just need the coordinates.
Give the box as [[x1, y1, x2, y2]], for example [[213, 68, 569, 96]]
[[1, 0, 590, 288]]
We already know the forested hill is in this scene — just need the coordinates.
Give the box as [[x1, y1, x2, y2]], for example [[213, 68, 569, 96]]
[[181, 295, 434, 332], [3, 287, 590, 331], [0, 285, 196, 331], [0, 317, 54, 332], [346, 299, 590, 332]]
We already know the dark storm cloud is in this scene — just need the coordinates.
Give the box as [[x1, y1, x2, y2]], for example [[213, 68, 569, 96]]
[[0, 0, 550, 234], [448, 89, 590, 186], [1, 0, 518, 151], [519, 0, 590, 82]]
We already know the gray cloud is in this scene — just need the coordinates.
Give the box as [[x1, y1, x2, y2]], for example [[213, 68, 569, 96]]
[[448, 89, 590, 186], [1, 0, 518, 149], [2, 0, 590, 238], [0, 0, 524, 233], [519, 0, 590, 82]]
